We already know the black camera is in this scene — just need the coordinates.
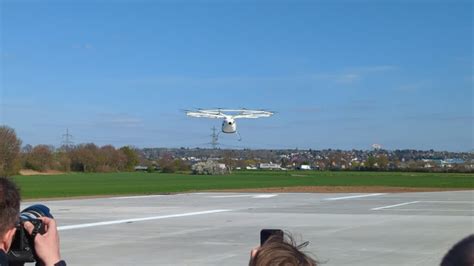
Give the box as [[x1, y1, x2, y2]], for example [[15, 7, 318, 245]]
[[7, 204, 53, 265], [260, 229, 284, 246]]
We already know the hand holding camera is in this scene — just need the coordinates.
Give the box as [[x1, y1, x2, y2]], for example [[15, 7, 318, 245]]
[[24, 217, 61, 266], [7, 204, 63, 266]]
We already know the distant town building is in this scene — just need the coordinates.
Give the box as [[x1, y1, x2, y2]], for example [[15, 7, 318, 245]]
[[134, 166, 148, 171], [299, 165, 311, 170], [259, 163, 282, 170], [140, 147, 473, 173], [441, 158, 465, 168], [421, 158, 465, 168]]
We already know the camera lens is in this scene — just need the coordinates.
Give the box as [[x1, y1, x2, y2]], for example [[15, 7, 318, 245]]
[[8, 204, 54, 264], [20, 204, 54, 220]]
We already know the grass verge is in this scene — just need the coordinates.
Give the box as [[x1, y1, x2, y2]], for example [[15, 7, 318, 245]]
[[12, 170, 474, 199]]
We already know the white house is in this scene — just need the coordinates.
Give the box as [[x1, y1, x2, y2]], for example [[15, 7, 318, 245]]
[[259, 163, 282, 170], [299, 165, 311, 170]]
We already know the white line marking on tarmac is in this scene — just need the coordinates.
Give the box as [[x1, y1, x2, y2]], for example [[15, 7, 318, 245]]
[[253, 194, 278, 199], [58, 209, 231, 231], [209, 194, 278, 199], [419, 201, 474, 204], [371, 201, 420, 211], [324, 193, 386, 201], [386, 208, 473, 212], [112, 195, 164, 200], [209, 195, 254, 198]]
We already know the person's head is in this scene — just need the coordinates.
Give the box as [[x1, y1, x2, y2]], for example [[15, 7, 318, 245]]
[[249, 233, 318, 266], [441, 234, 474, 266], [0, 177, 21, 252]]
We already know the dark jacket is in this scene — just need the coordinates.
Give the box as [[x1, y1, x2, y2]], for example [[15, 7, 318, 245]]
[[0, 250, 64, 266], [0, 250, 9, 266], [0, 249, 25, 266], [0, 250, 23, 266]]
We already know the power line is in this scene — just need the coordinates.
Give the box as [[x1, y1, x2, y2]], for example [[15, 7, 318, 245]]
[[61, 128, 74, 150], [210, 126, 219, 149]]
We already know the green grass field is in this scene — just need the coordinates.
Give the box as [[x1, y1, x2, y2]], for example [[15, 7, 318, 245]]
[[11, 171, 474, 199]]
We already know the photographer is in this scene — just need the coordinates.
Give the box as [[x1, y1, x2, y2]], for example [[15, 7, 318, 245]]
[[0, 177, 65, 266], [440, 234, 474, 266], [249, 232, 318, 266]]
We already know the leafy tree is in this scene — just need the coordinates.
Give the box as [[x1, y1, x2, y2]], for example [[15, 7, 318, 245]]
[[280, 157, 290, 168], [54, 151, 71, 172], [221, 151, 235, 173], [25, 145, 54, 171], [0, 125, 22, 176], [245, 159, 258, 167], [22, 144, 33, 153], [98, 145, 127, 172], [366, 155, 377, 169], [158, 153, 176, 173], [192, 161, 228, 175], [376, 154, 389, 170], [70, 143, 100, 172], [350, 160, 361, 170], [119, 146, 139, 171], [173, 159, 190, 172]]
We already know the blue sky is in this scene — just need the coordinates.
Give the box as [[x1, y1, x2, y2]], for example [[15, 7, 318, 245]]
[[0, 0, 472, 151]]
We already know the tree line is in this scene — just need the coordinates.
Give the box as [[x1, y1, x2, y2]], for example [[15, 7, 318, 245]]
[[0, 125, 140, 175], [2, 125, 471, 175]]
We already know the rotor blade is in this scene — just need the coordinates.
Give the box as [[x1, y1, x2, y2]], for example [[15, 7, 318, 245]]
[[186, 111, 226, 119], [186, 108, 273, 118], [233, 110, 274, 119]]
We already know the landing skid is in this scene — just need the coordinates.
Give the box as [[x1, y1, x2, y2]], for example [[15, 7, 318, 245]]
[[218, 131, 242, 142]]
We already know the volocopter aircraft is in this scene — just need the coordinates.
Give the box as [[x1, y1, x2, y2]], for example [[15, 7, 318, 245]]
[[185, 108, 274, 141]]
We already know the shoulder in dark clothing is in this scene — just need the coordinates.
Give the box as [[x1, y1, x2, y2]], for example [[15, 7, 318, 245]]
[[0, 250, 8, 266]]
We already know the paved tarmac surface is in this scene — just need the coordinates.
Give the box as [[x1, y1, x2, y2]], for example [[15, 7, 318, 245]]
[[23, 191, 473, 266]]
